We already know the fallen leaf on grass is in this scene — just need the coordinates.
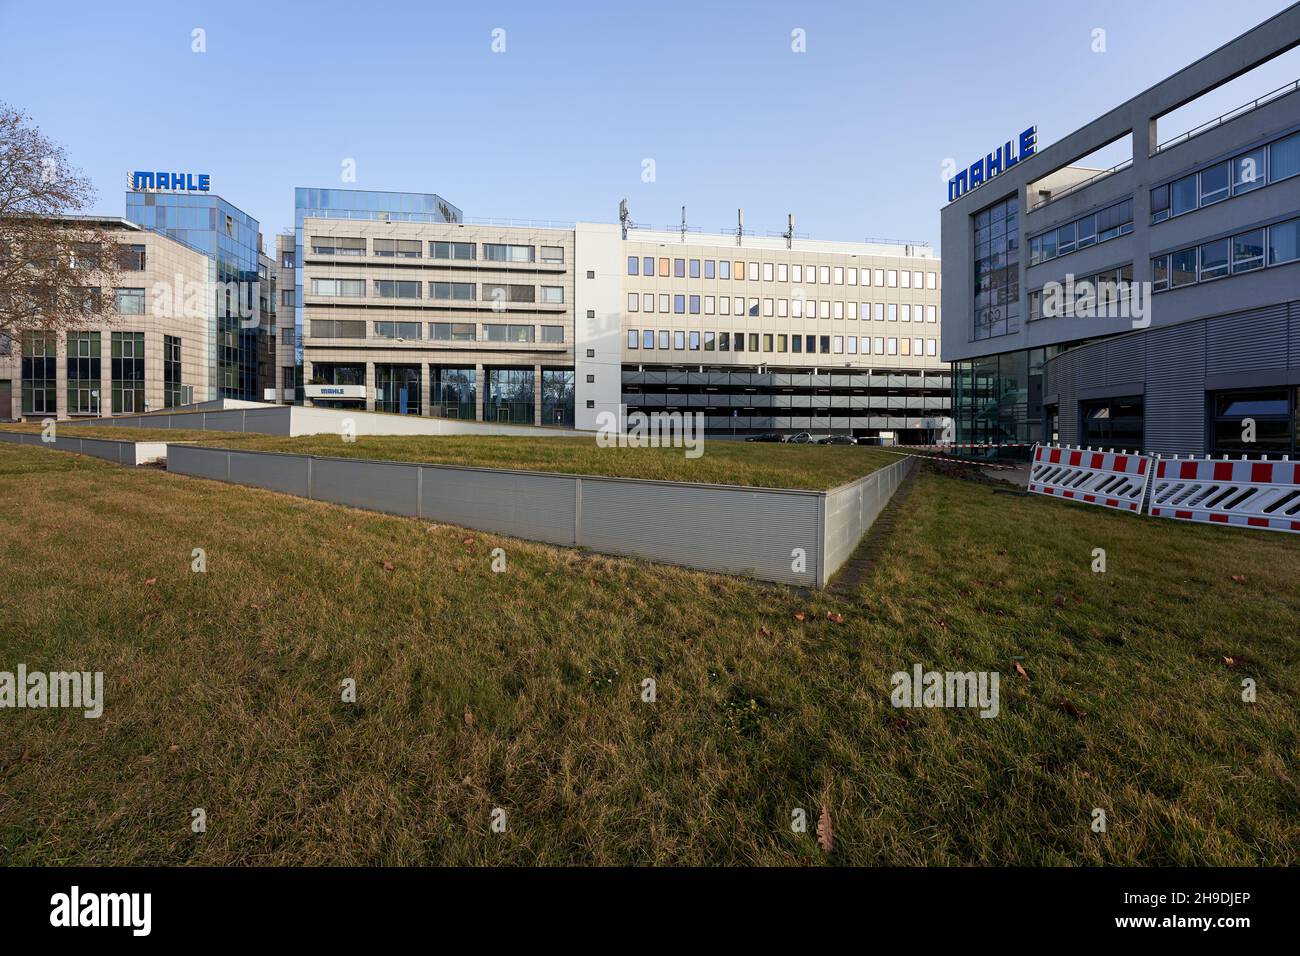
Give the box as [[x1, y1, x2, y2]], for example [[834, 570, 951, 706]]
[[144, 578, 157, 586], [816, 807, 833, 852], [1223, 656, 1236, 667], [380, 560, 395, 572], [463, 710, 475, 726], [1053, 593, 1066, 608], [794, 612, 806, 622], [1014, 661, 1029, 679], [1057, 699, 1086, 719], [462, 537, 475, 546], [759, 626, 771, 637], [1230, 574, 1247, 585]]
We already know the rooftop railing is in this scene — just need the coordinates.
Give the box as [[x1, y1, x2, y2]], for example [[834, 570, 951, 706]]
[[1154, 77, 1300, 153], [1028, 158, 1133, 212]]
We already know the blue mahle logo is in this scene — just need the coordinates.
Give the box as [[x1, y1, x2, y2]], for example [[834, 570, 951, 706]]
[[947, 127, 1036, 202], [131, 170, 210, 192]]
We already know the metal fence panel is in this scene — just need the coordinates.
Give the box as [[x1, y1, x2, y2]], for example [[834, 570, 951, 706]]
[[420, 467, 576, 546], [577, 479, 822, 585], [308, 456, 420, 517]]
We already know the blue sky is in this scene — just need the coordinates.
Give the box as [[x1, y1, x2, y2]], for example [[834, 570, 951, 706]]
[[1, 0, 1296, 248]]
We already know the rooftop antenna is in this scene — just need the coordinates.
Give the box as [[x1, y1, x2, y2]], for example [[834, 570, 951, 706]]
[[736, 208, 744, 247], [784, 213, 795, 250], [680, 205, 687, 242], [618, 198, 631, 240]]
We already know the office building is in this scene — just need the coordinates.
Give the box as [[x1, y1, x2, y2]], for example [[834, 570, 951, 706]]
[[941, 6, 1300, 458]]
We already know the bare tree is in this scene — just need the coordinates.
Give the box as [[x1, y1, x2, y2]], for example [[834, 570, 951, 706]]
[[0, 102, 121, 346]]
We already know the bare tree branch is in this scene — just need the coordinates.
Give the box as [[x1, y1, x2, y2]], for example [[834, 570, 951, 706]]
[[0, 101, 122, 340]]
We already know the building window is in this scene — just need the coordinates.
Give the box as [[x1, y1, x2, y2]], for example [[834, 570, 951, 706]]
[[690, 259, 700, 279], [311, 278, 365, 297], [486, 367, 534, 424], [431, 366, 475, 419], [542, 368, 575, 426], [281, 289, 295, 306], [431, 322, 476, 341], [972, 197, 1019, 341], [114, 288, 145, 315], [375, 364, 422, 414], [541, 325, 564, 343], [431, 281, 474, 300], [483, 243, 534, 263], [689, 295, 700, 314], [644, 330, 655, 349], [311, 236, 365, 256], [373, 238, 422, 258], [705, 259, 716, 279], [540, 246, 565, 264], [163, 334, 183, 408], [1210, 387, 1297, 458], [66, 331, 101, 415], [627, 256, 639, 276], [674, 258, 685, 278], [21, 331, 57, 415], [628, 329, 639, 349], [1080, 396, 1144, 451], [118, 244, 146, 271], [674, 295, 685, 314], [373, 280, 421, 299], [627, 293, 638, 312], [541, 286, 565, 304], [1269, 217, 1300, 265], [485, 324, 535, 343], [310, 319, 367, 338], [374, 321, 422, 340], [482, 283, 535, 303], [431, 241, 475, 260], [719, 260, 730, 280], [111, 331, 145, 414]]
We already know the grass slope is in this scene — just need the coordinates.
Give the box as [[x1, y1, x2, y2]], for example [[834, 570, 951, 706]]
[[0, 443, 1295, 865]]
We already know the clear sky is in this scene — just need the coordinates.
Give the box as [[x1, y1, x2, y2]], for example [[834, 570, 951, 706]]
[[2, 0, 1297, 249]]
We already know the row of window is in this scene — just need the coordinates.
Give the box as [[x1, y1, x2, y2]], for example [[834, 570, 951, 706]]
[[1151, 216, 1300, 291], [1151, 129, 1300, 224], [1028, 264, 1135, 321], [626, 256, 937, 290], [625, 328, 938, 358], [309, 278, 566, 303], [1027, 198, 1134, 266], [626, 292, 938, 322], [19, 331, 174, 415], [308, 319, 566, 343], [310, 238, 566, 264]]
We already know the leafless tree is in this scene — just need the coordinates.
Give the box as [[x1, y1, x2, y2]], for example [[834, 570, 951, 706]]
[[0, 101, 121, 349]]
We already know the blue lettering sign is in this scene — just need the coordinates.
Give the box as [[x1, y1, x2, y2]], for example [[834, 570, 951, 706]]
[[947, 127, 1036, 202], [131, 170, 211, 192]]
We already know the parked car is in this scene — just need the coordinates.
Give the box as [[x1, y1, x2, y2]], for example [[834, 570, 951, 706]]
[[745, 432, 785, 443], [818, 435, 857, 445], [786, 432, 815, 444]]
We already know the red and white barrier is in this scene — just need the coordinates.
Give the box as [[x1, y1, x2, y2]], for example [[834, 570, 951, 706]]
[[1027, 444, 1152, 514], [1148, 457, 1300, 534]]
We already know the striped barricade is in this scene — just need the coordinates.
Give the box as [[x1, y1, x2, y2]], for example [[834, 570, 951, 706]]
[[1148, 457, 1300, 534], [1027, 444, 1152, 514]]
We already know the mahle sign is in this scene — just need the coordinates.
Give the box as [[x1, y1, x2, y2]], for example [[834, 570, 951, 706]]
[[947, 127, 1036, 202], [131, 171, 210, 192]]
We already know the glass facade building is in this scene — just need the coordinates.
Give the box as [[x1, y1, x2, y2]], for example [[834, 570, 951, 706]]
[[950, 346, 1067, 450], [125, 191, 262, 400]]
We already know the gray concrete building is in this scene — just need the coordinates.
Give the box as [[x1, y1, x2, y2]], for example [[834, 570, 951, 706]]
[[941, 5, 1300, 458]]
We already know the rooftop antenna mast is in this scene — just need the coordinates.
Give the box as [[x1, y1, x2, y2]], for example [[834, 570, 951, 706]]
[[680, 205, 687, 242], [736, 208, 744, 247], [784, 213, 795, 250], [619, 198, 631, 240]]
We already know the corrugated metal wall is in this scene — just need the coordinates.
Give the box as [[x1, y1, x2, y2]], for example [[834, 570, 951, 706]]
[[1043, 298, 1299, 456], [821, 458, 916, 584]]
